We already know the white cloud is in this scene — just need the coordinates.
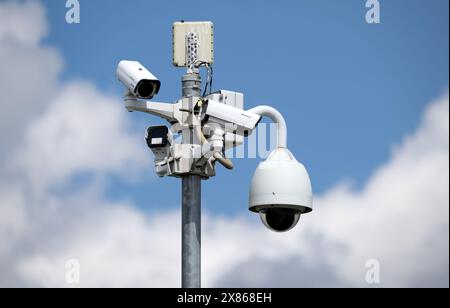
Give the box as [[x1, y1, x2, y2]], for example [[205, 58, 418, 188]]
[[0, 0, 150, 287], [12, 82, 148, 193], [0, 0, 448, 288], [304, 93, 449, 287], [0, 0, 63, 158], [0, 186, 26, 256], [15, 201, 182, 288], [0, 0, 47, 45]]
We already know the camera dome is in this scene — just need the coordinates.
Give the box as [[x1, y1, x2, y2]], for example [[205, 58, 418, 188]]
[[249, 148, 313, 232], [259, 208, 301, 232]]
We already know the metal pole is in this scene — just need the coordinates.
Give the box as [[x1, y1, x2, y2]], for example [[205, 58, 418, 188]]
[[181, 71, 202, 288], [182, 175, 201, 288]]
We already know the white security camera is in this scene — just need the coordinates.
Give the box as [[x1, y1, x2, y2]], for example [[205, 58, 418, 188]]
[[117, 60, 161, 99], [203, 99, 262, 134], [249, 148, 313, 232]]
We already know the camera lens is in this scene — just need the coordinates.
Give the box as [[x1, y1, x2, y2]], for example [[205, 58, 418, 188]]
[[136, 80, 155, 98], [259, 208, 301, 232]]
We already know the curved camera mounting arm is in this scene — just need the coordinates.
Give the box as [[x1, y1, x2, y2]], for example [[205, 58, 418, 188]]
[[247, 105, 287, 149]]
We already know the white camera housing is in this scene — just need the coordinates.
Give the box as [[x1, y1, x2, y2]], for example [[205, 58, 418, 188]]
[[203, 99, 262, 135], [117, 60, 161, 99], [249, 148, 313, 232]]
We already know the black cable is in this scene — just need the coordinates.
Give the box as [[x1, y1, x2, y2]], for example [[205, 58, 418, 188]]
[[208, 66, 214, 95], [195, 61, 214, 97], [201, 64, 213, 97], [202, 70, 209, 97]]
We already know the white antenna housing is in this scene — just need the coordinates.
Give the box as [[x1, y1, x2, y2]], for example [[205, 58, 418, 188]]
[[173, 21, 214, 67]]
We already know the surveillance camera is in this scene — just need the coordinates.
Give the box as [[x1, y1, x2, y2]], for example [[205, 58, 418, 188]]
[[145, 125, 170, 149], [249, 148, 313, 232], [117, 60, 161, 99], [202, 99, 262, 134]]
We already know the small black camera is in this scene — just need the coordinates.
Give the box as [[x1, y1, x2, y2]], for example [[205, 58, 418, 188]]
[[145, 126, 169, 149]]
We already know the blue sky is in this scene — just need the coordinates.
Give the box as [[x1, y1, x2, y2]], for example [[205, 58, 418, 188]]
[[43, 0, 448, 215]]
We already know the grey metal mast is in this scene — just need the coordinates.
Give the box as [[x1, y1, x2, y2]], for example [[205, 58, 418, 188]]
[[181, 71, 202, 288]]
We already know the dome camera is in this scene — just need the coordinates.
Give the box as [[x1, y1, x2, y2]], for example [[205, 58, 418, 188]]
[[249, 148, 313, 232]]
